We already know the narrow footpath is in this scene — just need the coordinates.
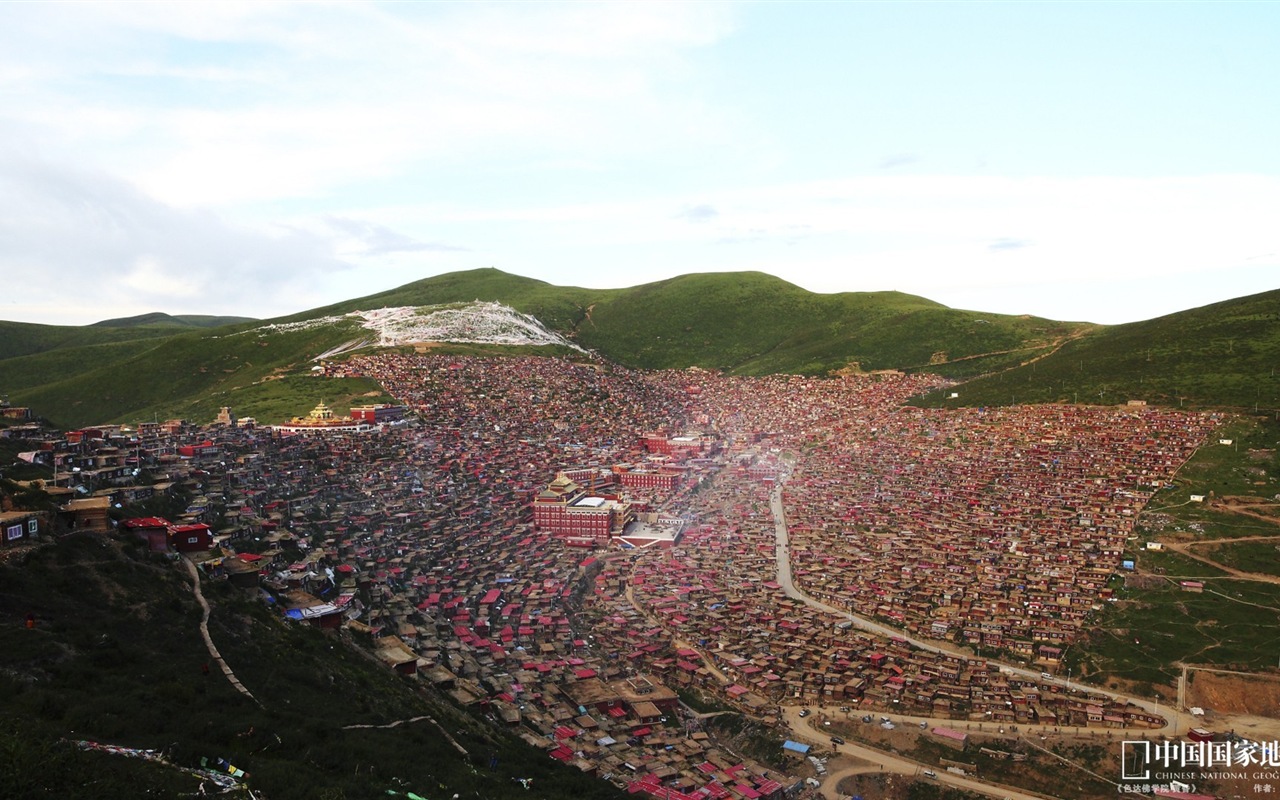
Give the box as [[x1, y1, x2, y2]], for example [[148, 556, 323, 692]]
[[183, 556, 261, 706]]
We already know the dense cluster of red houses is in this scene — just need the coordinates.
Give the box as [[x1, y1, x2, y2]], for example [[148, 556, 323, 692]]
[[3, 353, 1224, 799]]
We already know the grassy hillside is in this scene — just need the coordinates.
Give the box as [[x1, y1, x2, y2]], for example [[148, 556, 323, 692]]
[[0, 533, 625, 800], [319, 268, 1087, 375], [162, 374, 398, 427], [572, 271, 1085, 374], [0, 338, 171, 397], [912, 287, 1280, 411], [5, 267, 1276, 426], [8, 320, 364, 428], [90, 312, 257, 328], [0, 320, 195, 362]]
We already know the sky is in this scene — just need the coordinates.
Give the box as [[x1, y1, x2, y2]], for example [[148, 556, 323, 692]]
[[2, 1, 1278, 327]]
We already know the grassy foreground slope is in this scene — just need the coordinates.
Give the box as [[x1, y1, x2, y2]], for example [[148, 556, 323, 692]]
[[915, 287, 1280, 411], [1069, 415, 1280, 690], [0, 534, 624, 800]]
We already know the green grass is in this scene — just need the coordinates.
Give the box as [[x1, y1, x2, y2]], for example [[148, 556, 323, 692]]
[[9, 319, 363, 428], [0, 719, 200, 799], [574, 272, 1085, 374], [1200, 539, 1280, 576], [2, 268, 1096, 426], [306, 267, 1082, 377], [90, 312, 256, 329], [915, 287, 1280, 411], [1153, 415, 1280, 502], [5, 267, 1277, 427], [295, 267, 603, 334], [0, 319, 213, 361], [0, 338, 171, 396], [1072, 417, 1280, 684], [906, 345, 1058, 380], [1071, 577, 1280, 686], [1134, 415, 1280, 547], [1128, 546, 1229, 577], [168, 374, 397, 426], [1149, 506, 1280, 543]]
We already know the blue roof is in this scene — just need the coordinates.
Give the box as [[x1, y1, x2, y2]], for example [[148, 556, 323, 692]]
[[782, 740, 810, 754]]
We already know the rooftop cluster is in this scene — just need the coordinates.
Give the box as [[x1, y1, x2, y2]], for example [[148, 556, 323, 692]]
[[4, 353, 1221, 798]]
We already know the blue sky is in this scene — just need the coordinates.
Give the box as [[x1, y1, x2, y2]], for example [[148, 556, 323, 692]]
[[1, 1, 1277, 326]]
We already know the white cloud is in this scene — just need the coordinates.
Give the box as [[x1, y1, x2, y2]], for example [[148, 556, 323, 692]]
[[0, 2, 737, 207], [0, 149, 356, 323], [371, 172, 1280, 322], [0, 2, 1275, 328]]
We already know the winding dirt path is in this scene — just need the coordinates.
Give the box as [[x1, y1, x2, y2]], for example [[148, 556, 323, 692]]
[[1161, 539, 1280, 584], [342, 714, 469, 755], [183, 556, 261, 706], [908, 327, 1094, 374]]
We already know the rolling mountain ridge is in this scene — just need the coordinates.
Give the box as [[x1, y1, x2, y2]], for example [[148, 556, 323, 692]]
[[1, 267, 1277, 428]]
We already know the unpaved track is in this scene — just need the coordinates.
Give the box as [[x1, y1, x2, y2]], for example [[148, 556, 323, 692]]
[[779, 706, 1059, 800], [183, 556, 261, 706]]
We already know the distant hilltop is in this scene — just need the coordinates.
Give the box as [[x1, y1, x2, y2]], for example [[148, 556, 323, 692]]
[[89, 312, 258, 329]]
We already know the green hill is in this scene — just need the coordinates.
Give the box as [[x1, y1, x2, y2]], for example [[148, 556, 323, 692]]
[[3, 318, 369, 428], [0, 534, 624, 800], [0, 319, 198, 362], [912, 287, 1280, 412], [4, 267, 1277, 427], [90, 312, 257, 328], [319, 268, 1085, 375], [571, 271, 1085, 374]]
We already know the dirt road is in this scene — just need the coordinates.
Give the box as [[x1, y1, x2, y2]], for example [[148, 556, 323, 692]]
[[779, 705, 1058, 800]]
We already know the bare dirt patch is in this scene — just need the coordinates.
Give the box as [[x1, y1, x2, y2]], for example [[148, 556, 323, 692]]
[[837, 772, 929, 800], [1188, 670, 1280, 717]]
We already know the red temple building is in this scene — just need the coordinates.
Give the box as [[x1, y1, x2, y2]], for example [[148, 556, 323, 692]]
[[532, 473, 634, 547], [612, 463, 687, 492], [640, 432, 717, 459]]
